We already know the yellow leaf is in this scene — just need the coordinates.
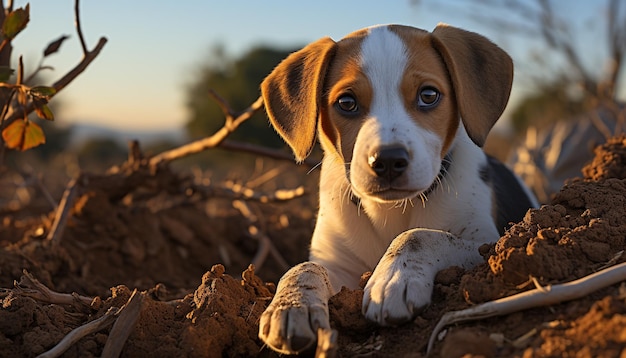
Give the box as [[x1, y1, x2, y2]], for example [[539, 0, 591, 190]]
[[33, 98, 54, 120], [2, 119, 45, 151]]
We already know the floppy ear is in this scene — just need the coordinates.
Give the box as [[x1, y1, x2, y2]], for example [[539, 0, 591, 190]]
[[261, 37, 337, 162], [431, 24, 513, 147]]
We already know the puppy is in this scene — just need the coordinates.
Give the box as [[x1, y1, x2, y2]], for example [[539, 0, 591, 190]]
[[258, 24, 537, 354]]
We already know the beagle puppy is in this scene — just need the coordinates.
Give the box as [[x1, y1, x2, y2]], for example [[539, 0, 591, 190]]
[[258, 24, 538, 354]]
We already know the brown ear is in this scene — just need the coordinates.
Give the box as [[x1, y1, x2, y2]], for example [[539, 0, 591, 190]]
[[261, 37, 336, 162], [431, 24, 513, 147]]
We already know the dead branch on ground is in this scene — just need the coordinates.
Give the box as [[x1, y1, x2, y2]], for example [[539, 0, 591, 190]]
[[37, 289, 144, 358], [427, 262, 626, 355], [233, 200, 289, 272], [2, 269, 93, 307]]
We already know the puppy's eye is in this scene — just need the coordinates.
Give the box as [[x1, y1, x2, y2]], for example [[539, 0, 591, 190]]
[[417, 87, 441, 108], [336, 94, 359, 114]]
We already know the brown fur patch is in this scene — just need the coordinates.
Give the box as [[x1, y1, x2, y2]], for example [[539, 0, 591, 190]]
[[390, 25, 460, 157], [320, 34, 370, 163]]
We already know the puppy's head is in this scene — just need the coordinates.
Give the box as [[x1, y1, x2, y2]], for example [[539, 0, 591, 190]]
[[262, 24, 513, 203]]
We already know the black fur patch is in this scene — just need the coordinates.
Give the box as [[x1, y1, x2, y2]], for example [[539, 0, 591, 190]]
[[481, 156, 534, 235]]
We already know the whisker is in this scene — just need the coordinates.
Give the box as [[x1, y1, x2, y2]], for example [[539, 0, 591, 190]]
[[419, 192, 428, 208], [306, 161, 323, 175], [402, 198, 409, 214]]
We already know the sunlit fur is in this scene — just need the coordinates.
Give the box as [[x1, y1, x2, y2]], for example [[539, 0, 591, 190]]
[[258, 24, 537, 353]]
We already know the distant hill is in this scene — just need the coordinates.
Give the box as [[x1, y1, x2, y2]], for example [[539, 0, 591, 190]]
[[69, 124, 186, 147]]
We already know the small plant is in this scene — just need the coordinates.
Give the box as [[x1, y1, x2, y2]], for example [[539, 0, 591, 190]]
[[0, 1, 107, 159]]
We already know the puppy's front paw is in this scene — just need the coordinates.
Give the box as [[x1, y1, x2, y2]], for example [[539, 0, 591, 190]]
[[362, 229, 450, 326], [259, 262, 333, 354], [362, 262, 433, 326]]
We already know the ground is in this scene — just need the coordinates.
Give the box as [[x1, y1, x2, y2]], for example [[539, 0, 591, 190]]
[[0, 136, 625, 357]]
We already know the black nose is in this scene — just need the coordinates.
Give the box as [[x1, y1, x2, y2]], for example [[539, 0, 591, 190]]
[[369, 147, 409, 181]]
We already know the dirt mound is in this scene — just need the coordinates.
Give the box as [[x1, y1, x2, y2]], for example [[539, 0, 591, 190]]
[[1, 136, 625, 357]]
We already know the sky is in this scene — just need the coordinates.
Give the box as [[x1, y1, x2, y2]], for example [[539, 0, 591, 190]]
[[10, 0, 620, 133]]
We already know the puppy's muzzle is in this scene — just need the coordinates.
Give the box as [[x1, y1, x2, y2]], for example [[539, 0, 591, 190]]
[[368, 146, 409, 182]]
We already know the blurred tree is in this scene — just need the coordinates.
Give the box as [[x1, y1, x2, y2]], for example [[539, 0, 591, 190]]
[[510, 75, 587, 133], [184, 45, 297, 148], [76, 137, 126, 169]]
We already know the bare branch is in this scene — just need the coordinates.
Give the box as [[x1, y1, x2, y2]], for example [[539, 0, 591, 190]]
[[220, 139, 318, 168], [36, 308, 119, 358], [149, 96, 264, 167], [37, 290, 143, 358], [9, 270, 93, 307], [101, 290, 144, 358], [232, 200, 289, 272], [606, 0, 624, 99], [427, 262, 626, 355], [3, 37, 107, 126], [46, 176, 81, 244], [74, 0, 88, 55]]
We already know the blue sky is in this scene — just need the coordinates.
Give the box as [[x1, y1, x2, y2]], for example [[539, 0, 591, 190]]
[[10, 1, 620, 132]]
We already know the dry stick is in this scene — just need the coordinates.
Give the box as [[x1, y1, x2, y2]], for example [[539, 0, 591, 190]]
[[12, 269, 93, 307], [223, 181, 305, 203], [74, 0, 88, 54], [232, 200, 290, 272], [46, 176, 80, 244], [220, 140, 318, 168], [36, 307, 120, 358], [426, 262, 626, 355], [37, 289, 143, 358], [149, 95, 264, 167], [315, 328, 338, 358], [101, 290, 144, 358]]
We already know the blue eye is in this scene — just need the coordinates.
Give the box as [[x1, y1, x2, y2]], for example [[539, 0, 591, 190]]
[[417, 87, 441, 108], [336, 94, 358, 114]]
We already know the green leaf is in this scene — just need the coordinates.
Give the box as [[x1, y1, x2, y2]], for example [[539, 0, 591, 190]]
[[29, 85, 56, 99], [2, 4, 30, 40], [2, 118, 45, 151], [43, 35, 70, 57], [0, 66, 13, 82]]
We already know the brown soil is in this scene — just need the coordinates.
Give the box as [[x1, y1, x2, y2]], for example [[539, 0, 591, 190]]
[[1, 136, 626, 358]]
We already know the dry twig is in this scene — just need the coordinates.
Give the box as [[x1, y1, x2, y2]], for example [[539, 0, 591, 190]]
[[315, 328, 338, 358], [7, 269, 93, 307], [36, 307, 119, 358], [220, 139, 318, 168], [232, 199, 289, 272], [46, 176, 80, 244], [37, 289, 144, 358], [101, 289, 144, 358], [427, 262, 626, 355], [149, 94, 264, 167]]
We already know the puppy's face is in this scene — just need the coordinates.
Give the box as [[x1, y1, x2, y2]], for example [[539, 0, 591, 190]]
[[320, 26, 458, 203], [262, 24, 513, 204]]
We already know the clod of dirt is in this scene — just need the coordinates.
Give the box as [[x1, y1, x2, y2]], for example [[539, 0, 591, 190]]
[[115, 264, 274, 357], [582, 135, 626, 180], [462, 136, 626, 303]]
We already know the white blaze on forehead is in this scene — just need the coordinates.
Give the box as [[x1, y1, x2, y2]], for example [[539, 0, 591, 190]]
[[358, 26, 411, 146], [349, 25, 442, 196], [360, 26, 408, 113]]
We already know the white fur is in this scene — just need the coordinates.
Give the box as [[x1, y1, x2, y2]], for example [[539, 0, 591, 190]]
[[350, 27, 440, 201]]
